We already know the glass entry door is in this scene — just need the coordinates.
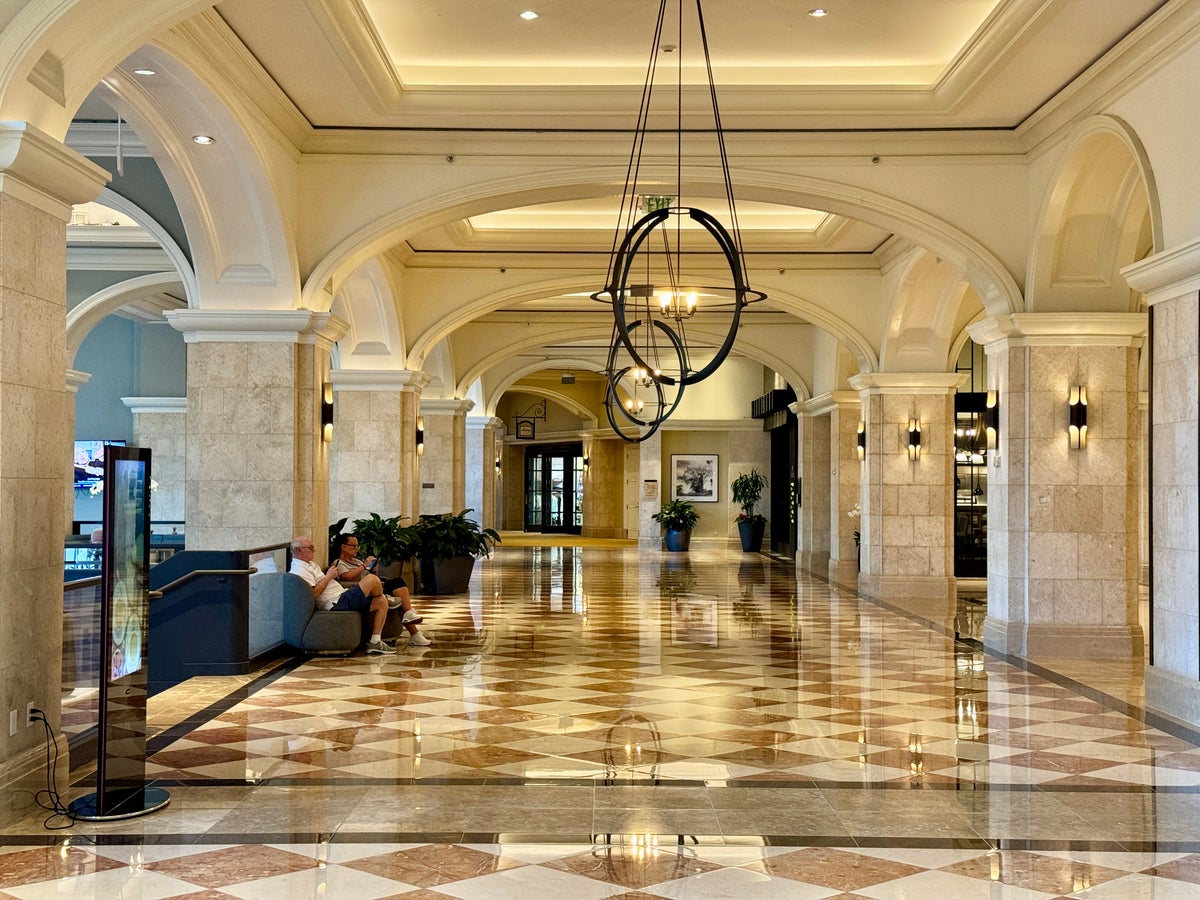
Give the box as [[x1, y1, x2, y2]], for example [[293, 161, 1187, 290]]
[[524, 443, 584, 533]]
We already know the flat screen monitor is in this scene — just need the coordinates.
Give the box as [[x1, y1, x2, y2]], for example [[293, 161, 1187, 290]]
[[74, 440, 126, 491]]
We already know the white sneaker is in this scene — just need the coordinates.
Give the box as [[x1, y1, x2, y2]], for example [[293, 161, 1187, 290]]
[[401, 609, 424, 625], [408, 632, 432, 647], [365, 639, 397, 655]]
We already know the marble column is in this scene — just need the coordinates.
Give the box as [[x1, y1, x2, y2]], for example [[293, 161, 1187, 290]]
[[969, 313, 1146, 659], [0, 123, 108, 823], [794, 403, 831, 575], [583, 433, 626, 539], [122, 397, 187, 524], [638, 428, 663, 548], [165, 309, 346, 551], [419, 398, 474, 515], [466, 415, 503, 531], [825, 391, 862, 589], [1124, 246, 1200, 726], [64, 369, 91, 528], [849, 373, 966, 619], [328, 370, 429, 527]]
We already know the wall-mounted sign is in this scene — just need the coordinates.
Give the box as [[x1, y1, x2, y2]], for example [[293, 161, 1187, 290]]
[[515, 419, 536, 440]]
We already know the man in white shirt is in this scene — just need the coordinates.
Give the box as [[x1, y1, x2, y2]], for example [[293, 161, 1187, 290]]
[[289, 536, 398, 654]]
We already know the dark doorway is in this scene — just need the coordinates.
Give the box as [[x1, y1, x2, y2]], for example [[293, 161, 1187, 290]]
[[770, 417, 798, 556], [524, 443, 584, 533]]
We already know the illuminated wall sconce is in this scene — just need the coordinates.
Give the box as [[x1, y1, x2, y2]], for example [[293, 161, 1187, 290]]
[[856, 421, 866, 460], [415, 416, 425, 456], [983, 389, 999, 450], [583, 454, 590, 473], [494, 455, 502, 475], [320, 382, 334, 442], [1068, 386, 1087, 449], [907, 418, 922, 461]]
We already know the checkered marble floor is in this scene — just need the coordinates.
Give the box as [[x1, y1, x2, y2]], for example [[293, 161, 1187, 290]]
[[5, 543, 1200, 897]]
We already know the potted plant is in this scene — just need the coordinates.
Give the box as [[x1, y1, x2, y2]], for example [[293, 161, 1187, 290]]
[[731, 468, 768, 552], [412, 508, 501, 594], [652, 498, 699, 552], [350, 513, 419, 581]]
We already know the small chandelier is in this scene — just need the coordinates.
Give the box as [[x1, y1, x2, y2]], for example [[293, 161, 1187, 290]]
[[593, 0, 765, 442]]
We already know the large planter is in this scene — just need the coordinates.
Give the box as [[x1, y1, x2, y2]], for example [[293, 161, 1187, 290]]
[[664, 529, 692, 552], [737, 519, 766, 553], [419, 554, 476, 594]]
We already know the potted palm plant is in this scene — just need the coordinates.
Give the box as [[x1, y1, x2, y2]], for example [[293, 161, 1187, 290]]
[[412, 508, 501, 594], [350, 512, 419, 580], [731, 468, 768, 552], [652, 498, 699, 552]]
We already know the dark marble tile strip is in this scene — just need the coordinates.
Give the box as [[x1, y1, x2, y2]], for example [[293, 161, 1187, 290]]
[[139, 775, 1194, 794]]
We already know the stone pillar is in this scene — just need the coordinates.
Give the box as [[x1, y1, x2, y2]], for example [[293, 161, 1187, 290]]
[[122, 397, 186, 524], [64, 369, 91, 528], [1138, 390, 1149, 587], [970, 313, 1146, 659], [0, 123, 108, 820], [638, 428, 663, 548], [583, 433, 626, 539], [328, 370, 428, 527], [419, 398, 474, 515], [1124, 247, 1200, 726], [794, 402, 831, 575], [165, 309, 346, 550], [466, 415, 503, 531], [826, 392, 862, 589], [849, 373, 965, 619]]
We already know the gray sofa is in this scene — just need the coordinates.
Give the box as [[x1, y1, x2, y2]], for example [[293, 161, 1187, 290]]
[[260, 571, 405, 655]]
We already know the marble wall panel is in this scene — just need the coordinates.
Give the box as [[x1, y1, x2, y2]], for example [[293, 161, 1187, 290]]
[[1029, 532, 1078, 580]]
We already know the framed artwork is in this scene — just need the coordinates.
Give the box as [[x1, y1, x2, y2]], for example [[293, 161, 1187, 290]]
[[670, 454, 718, 502]]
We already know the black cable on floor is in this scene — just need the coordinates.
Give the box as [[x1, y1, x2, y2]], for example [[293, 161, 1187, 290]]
[[29, 709, 77, 830]]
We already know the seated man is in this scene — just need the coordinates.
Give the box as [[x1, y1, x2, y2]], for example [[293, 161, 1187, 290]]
[[331, 533, 432, 647], [289, 536, 397, 655]]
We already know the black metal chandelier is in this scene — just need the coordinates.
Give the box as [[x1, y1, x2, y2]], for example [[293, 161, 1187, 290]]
[[593, 0, 765, 442]]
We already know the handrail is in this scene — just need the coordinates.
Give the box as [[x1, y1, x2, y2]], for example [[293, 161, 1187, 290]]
[[154, 566, 258, 595], [64, 576, 101, 590], [244, 541, 290, 556]]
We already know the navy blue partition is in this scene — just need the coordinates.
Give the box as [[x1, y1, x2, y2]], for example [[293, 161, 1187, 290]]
[[147, 550, 284, 696]]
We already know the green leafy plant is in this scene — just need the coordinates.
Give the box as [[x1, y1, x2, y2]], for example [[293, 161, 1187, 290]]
[[731, 469, 768, 525], [412, 508, 501, 562], [652, 498, 699, 532], [350, 513, 419, 563]]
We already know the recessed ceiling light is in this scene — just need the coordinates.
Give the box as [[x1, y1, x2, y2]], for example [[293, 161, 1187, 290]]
[[132, 68, 156, 77], [808, 8, 829, 17], [191, 134, 215, 145], [520, 10, 539, 20]]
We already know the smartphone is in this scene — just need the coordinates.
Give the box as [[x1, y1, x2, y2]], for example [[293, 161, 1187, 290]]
[[366, 558, 379, 571]]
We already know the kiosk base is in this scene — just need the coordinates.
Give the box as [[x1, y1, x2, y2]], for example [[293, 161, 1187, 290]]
[[68, 786, 170, 821]]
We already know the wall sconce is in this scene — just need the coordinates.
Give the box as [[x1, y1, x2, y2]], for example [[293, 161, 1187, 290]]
[[416, 416, 425, 456], [983, 389, 999, 450], [583, 454, 590, 473], [320, 382, 333, 442], [856, 421, 866, 461], [495, 456, 502, 475], [1068, 386, 1087, 449], [907, 418, 921, 461]]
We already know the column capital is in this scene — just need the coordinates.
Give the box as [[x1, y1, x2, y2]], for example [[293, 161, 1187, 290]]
[[1121, 237, 1200, 306], [967, 312, 1147, 349], [421, 398, 475, 416], [0, 123, 109, 218], [466, 415, 504, 431], [795, 390, 861, 415], [66, 369, 91, 393], [330, 369, 431, 392], [164, 309, 348, 349], [847, 373, 967, 395], [121, 396, 186, 414]]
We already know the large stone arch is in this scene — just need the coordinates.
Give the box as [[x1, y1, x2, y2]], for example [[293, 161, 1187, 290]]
[[880, 247, 981, 372], [91, 37, 300, 309], [301, 166, 1024, 321], [330, 258, 405, 369], [1029, 115, 1161, 311], [65, 271, 185, 365]]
